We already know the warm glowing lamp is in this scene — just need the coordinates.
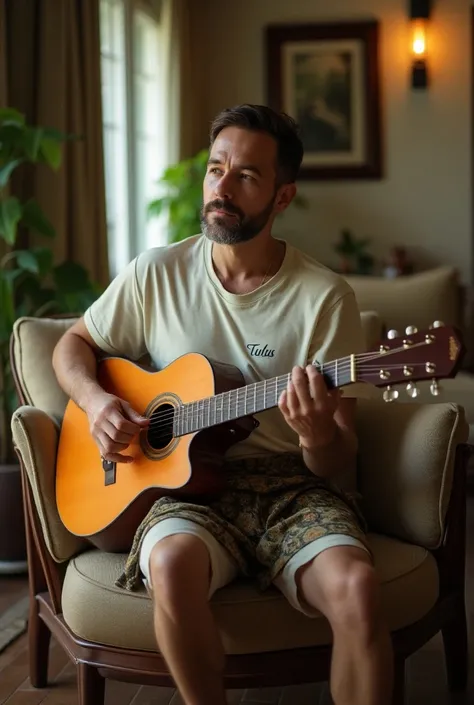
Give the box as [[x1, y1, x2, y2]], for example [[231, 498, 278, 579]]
[[409, 0, 431, 89]]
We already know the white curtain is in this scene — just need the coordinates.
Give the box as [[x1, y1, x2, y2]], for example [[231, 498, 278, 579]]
[[150, 0, 203, 246]]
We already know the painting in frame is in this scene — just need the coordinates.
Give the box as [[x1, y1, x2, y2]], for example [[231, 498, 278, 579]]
[[266, 21, 382, 180]]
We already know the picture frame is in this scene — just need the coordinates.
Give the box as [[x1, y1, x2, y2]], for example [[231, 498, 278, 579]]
[[266, 21, 382, 181]]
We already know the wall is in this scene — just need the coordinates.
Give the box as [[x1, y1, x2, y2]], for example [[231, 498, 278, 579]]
[[193, 0, 472, 282]]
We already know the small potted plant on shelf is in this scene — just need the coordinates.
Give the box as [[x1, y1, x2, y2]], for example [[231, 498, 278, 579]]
[[0, 107, 100, 573], [334, 228, 375, 276]]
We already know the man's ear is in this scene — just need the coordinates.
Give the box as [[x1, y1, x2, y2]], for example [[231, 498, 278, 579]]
[[274, 183, 297, 214]]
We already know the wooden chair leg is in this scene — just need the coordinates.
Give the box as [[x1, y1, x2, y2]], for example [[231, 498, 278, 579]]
[[78, 663, 106, 705], [29, 600, 51, 688], [442, 596, 469, 692], [392, 658, 406, 705]]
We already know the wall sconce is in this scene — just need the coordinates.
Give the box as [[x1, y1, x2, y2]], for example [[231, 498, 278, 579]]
[[409, 0, 431, 89]]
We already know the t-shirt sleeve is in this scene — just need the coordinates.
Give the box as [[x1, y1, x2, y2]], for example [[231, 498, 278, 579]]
[[83, 255, 147, 361], [307, 290, 374, 399]]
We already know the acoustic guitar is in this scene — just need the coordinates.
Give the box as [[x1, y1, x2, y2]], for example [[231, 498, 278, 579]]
[[56, 323, 464, 551]]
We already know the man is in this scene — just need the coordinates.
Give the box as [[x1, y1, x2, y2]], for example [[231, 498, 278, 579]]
[[52, 104, 393, 705]]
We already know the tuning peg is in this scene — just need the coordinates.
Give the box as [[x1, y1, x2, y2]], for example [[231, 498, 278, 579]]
[[383, 386, 399, 403], [429, 320, 445, 329], [406, 382, 420, 398], [387, 329, 399, 340], [430, 379, 441, 396], [405, 325, 418, 335]]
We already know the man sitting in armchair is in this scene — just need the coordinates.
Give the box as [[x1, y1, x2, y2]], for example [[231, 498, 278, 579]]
[[52, 103, 393, 705]]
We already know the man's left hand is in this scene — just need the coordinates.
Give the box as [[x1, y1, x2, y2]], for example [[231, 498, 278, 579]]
[[278, 365, 340, 450]]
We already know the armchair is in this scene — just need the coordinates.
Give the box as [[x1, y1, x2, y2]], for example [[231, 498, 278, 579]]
[[9, 315, 470, 705]]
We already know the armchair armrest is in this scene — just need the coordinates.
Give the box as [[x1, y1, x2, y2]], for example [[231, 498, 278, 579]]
[[356, 400, 469, 549], [11, 405, 88, 563]]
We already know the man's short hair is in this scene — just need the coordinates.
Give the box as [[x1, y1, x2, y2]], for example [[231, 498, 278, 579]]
[[209, 104, 304, 184]]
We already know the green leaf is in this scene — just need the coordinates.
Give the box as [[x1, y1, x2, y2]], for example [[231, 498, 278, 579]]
[[0, 197, 22, 244], [39, 137, 62, 169], [11, 247, 53, 277], [21, 199, 56, 237], [2, 267, 23, 284], [147, 196, 171, 219], [0, 124, 24, 157], [30, 246, 54, 276], [16, 249, 40, 273], [53, 260, 92, 295], [0, 108, 25, 125], [0, 269, 15, 342], [42, 126, 73, 141], [0, 158, 23, 187], [23, 127, 43, 161]]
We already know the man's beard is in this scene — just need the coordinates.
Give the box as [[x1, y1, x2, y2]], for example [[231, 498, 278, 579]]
[[200, 197, 276, 245]]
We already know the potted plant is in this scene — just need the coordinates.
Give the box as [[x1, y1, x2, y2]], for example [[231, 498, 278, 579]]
[[0, 107, 100, 573], [147, 149, 308, 243], [334, 228, 375, 276]]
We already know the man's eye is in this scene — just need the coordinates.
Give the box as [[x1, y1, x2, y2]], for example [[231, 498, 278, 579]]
[[209, 167, 222, 175], [241, 173, 253, 180]]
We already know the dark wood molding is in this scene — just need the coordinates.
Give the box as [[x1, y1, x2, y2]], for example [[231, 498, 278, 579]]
[[266, 20, 383, 181]]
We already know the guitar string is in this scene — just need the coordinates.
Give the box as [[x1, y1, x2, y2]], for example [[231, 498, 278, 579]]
[[143, 362, 436, 429], [143, 363, 440, 445], [146, 365, 441, 432], [142, 339, 438, 431], [144, 364, 437, 444]]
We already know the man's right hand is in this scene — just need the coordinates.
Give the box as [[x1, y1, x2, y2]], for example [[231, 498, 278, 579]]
[[85, 392, 150, 464]]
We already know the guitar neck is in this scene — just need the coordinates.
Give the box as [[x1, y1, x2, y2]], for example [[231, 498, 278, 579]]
[[173, 355, 354, 437]]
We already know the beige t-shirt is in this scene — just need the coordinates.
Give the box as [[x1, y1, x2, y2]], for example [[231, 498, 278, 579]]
[[84, 235, 367, 459]]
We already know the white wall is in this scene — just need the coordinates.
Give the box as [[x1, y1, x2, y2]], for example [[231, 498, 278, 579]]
[[193, 0, 472, 282]]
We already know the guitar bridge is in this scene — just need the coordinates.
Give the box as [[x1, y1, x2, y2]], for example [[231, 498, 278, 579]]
[[101, 458, 117, 486]]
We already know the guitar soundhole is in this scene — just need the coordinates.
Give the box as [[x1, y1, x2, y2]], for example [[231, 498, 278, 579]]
[[147, 403, 175, 450]]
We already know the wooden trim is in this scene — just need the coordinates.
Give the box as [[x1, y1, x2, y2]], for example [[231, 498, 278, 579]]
[[17, 447, 64, 614], [35, 588, 459, 690], [434, 442, 470, 598]]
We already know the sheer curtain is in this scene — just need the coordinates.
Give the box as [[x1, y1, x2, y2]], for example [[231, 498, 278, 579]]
[[147, 0, 203, 248], [100, 0, 204, 270]]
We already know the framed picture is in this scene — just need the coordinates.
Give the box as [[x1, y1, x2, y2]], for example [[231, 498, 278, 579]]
[[266, 21, 382, 180]]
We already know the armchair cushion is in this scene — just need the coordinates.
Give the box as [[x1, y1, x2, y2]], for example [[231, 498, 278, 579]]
[[345, 266, 461, 333], [61, 534, 438, 654], [11, 406, 88, 562], [356, 400, 468, 548], [359, 310, 383, 349]]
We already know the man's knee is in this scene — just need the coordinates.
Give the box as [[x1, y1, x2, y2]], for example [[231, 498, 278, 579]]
[[299, 548, 381, 638], [149, 533, 211, 606]]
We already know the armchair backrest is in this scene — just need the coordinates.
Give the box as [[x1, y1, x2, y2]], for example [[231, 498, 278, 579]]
[[11, 315, 79, 414]]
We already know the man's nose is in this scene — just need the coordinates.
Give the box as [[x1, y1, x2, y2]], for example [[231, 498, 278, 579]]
[[214, 172, 234, 200]]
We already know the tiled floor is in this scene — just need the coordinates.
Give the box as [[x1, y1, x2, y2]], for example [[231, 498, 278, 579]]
[[1, 489, 474, 704]]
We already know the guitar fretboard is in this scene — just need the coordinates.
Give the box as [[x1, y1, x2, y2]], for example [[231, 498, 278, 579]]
[[173, 357, 352, 437]]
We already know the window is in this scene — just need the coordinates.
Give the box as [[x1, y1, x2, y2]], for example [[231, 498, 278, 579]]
[[100, 0, 165, 278]]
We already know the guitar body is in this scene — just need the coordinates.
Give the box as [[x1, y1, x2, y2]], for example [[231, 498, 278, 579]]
[[56, 353, 257, 552]]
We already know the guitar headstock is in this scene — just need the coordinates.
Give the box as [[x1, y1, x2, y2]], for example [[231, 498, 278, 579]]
[[357, 322, 465, 402]]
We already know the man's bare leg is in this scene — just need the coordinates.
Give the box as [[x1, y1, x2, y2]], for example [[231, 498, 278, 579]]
[[297, 546, 393, 705], [149, 534, 227, 705]]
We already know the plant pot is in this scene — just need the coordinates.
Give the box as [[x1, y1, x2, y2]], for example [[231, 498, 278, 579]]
[[0, 464, 28, 574]]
